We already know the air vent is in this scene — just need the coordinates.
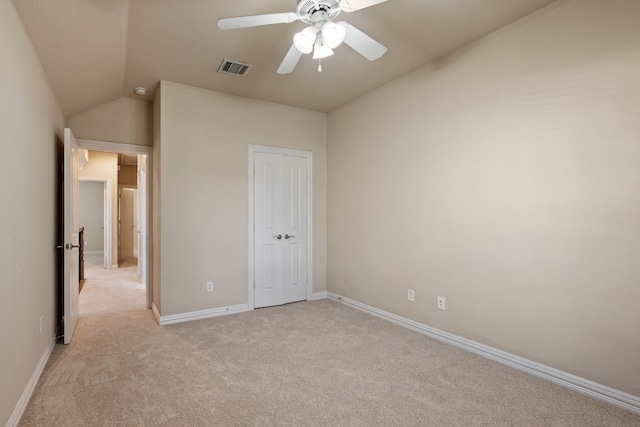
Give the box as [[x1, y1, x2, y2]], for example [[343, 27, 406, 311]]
[[218, 59, 252, 76]]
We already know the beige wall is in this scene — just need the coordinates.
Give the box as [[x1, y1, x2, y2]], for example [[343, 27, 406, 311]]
[[327, 0, 640, 396], [67, 96, 153, 146], [0, 0, 65, 424], [156, 81, 327, 316], [79, 151, 119, 266]]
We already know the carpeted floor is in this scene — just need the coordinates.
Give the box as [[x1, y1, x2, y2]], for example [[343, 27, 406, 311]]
[[19, 260, 640, 426], [78, 255, 145, 316]]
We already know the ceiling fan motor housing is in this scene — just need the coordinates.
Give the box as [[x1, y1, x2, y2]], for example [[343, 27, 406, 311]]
[[297, 0, 342, 23]]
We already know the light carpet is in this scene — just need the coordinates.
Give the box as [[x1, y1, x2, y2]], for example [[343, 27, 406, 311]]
[[19, 261, 640, 426]]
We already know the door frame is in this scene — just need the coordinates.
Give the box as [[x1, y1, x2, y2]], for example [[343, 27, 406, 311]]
[[79, 177, 112, 269], [77, 138, 153, 310], [248, 144, 313, 310]]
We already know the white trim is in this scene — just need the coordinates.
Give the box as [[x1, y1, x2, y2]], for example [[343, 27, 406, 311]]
[[8, 339, 56, 427], [327, 292, 640, 415], [79, 176, 112, 269], [309, 291, 327, 301], [152, 302, 161, 324], [76, 138, 153, 310], [76, 138, 153, 155], [155, 304, 250, 326], [248, 144, 313, 310]]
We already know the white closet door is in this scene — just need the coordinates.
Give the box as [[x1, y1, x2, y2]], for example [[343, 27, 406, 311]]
[[254, 152, 308, 308], [281, 155, 308, 304]]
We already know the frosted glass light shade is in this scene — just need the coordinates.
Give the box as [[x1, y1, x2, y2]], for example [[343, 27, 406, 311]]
[[312, 36, 334, 59], [321, 22, 346, 49], [293, 27, 318, 54]]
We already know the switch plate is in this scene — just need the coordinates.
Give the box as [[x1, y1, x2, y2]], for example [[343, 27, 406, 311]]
[[206, 281, 214, 292], [407, 289, 415, 302], [437, 296, 446, 310]]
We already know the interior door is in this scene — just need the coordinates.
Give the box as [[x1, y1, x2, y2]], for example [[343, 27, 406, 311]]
[[63, 128, 80, 344], [254, 152, 308, 308], [120, 188, 136, 259], [281, 155, 308, 304]]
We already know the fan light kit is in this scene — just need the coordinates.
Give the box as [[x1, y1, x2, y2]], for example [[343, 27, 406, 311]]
[[217, 0, 388, 74]]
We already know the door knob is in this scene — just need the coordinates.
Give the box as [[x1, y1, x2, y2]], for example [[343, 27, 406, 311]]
[[273, 234, 283, 240], [284, 234, 295, 240], [65, 243, 80, 250]]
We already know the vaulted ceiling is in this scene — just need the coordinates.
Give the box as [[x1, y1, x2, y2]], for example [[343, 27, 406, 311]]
[[13, 0, 557, 117]]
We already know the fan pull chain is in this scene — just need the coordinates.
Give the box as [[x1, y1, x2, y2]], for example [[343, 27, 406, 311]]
[[318, 59, 322, 72]]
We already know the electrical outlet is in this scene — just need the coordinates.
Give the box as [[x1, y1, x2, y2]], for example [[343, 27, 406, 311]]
[[206, 281, 214, 292], [437, 296, 446, 310], [407, 289, 415, 302], [39, 316, 44, 333]]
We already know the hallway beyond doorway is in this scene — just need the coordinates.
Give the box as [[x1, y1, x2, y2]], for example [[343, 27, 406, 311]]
[[80, 254, 145, 316]]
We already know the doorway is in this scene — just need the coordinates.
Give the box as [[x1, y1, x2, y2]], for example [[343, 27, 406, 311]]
[[248, 145, 313, 309], [79, 178, 111, 269], [76, 139, 152, 309]]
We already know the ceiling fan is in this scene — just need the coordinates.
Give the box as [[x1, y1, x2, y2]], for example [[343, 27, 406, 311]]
[[217, 0, 388, 74]]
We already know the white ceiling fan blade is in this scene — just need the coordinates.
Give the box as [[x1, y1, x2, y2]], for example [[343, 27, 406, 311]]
[[338, 22, 387, 61], [217, 13, 298, 30], [340, 0, 388, 13], [277, 44, 303, 74]]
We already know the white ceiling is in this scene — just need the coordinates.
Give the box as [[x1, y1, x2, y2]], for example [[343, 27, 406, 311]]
[[13, 0, 557, 116]]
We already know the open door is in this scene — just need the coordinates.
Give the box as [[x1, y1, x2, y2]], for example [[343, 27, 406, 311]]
[[63, 128, 80, 344], [119, 188, 136, 260]]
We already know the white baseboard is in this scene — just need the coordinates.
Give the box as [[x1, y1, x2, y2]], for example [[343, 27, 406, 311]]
[[153, 303, 251, 326], [327, 292, 640, 415], [8, 338, 56, 427], [151, 292, 326, 326], [309, 291, 327, 301], [151, 302, 161, 324]]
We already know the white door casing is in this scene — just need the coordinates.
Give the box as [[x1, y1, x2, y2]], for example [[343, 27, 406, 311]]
[[137, 154, 147, 284], [103, 182, 109, 268], [63, 128, 80, 344], [249, 145, 313, 309]]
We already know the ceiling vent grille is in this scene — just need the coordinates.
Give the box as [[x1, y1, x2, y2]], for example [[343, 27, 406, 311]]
[[218, 59, 252, 76]]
